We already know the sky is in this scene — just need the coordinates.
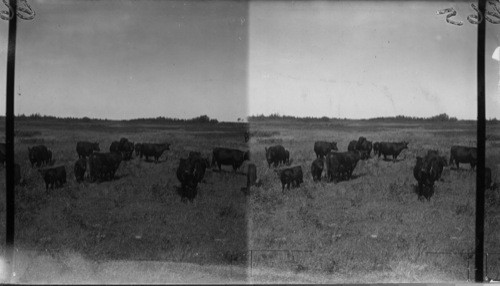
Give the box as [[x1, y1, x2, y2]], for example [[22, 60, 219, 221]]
[[0, 0, 499, 121], [248, 1, 500, 120], [0, 0, 248, 121]]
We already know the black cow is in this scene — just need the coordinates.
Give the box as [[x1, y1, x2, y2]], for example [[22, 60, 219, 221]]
[[39, 165, 66, 192], [141, 143, 170, 163], [189, 154, 210, 183], [314, 141, 338, 158], [265, 145, 287, 168], [377, 142, 409, 161], [244, 131, 250, 143], [449, 146, 477, 170], [373, 142, 380, 156], [134, 143, 143, 157], [88, 152, 122, 182], [176, 158, 198, 203], [413, 156, 435, 201], [275, 165, 303, 193], [347, 140, 357, 152], [311, 158, 324, 182], [110, 140, 134, 161], [74, 158, 87, 183], [247, 163, 257, 188], [325, 151, 360, 182], [211, 147, 249, 172], [284, 150, 290, 165], [28, 145, 52, 167], [424, 150, 448, 181], [76, 141, 100, 159]]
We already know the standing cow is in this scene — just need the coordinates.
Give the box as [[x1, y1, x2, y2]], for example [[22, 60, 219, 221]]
[[76, 141, 100, 159], [211, 147, 250, 172], [74, 158, 87, 183], [314, 141, 338, 158], [449, 146, 477, 170], [265, 145, 288, 168], [311, 158, 324, 182], [39, 165, 66, 192], [141, 143, 170, 163], [28, 145, 52, 167], [275, 165, 303, 193], [176, 158, 199, 203], [377, 142, 409, 161]]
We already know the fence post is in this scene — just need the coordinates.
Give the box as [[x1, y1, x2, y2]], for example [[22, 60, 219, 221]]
[[467, 259, 470, 282]]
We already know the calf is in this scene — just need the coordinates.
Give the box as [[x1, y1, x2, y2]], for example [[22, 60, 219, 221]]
[[74, 158, 87, 183], [39, 165, 66, 192], [275, 166, 303, 193], [311, 158, 324, 182]]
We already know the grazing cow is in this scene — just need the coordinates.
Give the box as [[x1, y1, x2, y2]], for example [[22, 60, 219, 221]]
[[377, 142, 409, 161], [88, 152, 122, 182], [449, 146, 477, 170], [211, 147, 250, 172], [314, 141, 338, 158], [244, 131, 250, 143], [39, 165, 66, 192], [141, 143, 170, 163], [275, 165, 303, 193], [14, 163, 21, 185], [311, 158, 324, 182], [176, 158, 198, 203], [247, 163, 257, 187], [265, 145, 287, 168], [373, 142, 380, 156], [28, 145, 52, 167], [134, 143, 143, 157], [343, 151, 362, 179], [76, 141, 100, 159], [74, 158, 87, 183], [414, 153, 447, 202]]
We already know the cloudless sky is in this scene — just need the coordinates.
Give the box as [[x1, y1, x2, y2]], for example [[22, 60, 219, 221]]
[[248, 1, 500, 120], [0, 0, 499, 121], [0, 0, 248, 121]]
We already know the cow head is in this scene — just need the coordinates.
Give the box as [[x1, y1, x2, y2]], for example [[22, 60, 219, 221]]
[[244, 151, 250, 161], [403, 141, 409, 149], [331, 142, 338, 151], [93, 142, 100, 151]]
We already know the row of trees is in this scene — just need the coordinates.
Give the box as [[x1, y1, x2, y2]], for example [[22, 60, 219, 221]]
[[8, 113, 219, 124], [248, 113, 498, 122]]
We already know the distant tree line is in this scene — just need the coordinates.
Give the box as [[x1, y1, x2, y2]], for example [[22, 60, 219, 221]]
[[5, 113, 219, 124], [249, 113, 498, 123]]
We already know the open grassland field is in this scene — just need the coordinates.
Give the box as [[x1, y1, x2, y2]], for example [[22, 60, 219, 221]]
[[0, 118, 499, 283], [0, 119, 249, 283], [247, 120, 500, 283]]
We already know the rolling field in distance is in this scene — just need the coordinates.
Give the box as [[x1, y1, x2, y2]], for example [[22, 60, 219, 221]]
[[0, 117, 499, 283]]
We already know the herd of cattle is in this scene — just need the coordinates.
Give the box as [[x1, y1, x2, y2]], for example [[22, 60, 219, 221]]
[[0, 132, 495, 203]]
